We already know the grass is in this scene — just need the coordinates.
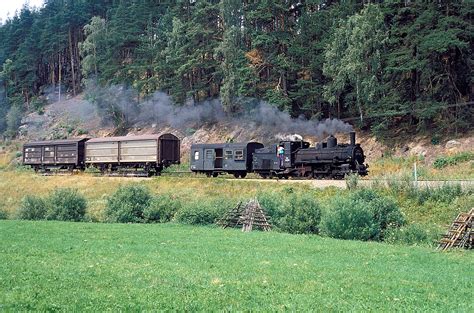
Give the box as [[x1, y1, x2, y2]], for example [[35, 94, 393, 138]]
[[369, 155, 474, 180], [0, 220, 472, 311]]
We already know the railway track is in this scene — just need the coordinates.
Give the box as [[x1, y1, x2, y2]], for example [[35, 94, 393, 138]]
[[39, 170, 474, 189]]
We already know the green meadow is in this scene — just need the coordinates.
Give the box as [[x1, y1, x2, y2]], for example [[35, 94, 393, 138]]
[[0, 221, 472, 311]]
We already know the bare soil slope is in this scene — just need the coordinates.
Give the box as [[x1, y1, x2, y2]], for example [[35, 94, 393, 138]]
[[16, 95, 474, 164]]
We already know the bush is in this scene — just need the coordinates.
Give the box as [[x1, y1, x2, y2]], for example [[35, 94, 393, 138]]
[[433, 152, 473, 169], [105, 185, 151, 223], [46, 188, 87, 222], [258, 190, 322, 234], [415, 184, 464, 204], [320, 189, 405, 241], [345, 173, 359, 190], [174, 200, 228, 225], [17, 195, 47, 220], [320, 198, 380, 241], [0, 208, 8, 219], [144, 195, 181, 223], [385, 224, 436, 246]]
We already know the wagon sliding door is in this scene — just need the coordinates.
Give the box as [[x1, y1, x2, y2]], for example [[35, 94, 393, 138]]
[[42, 146, 55, 164], [120, 140, 157, 163], [85, 142, 119, 163], [56, 144, 78, 165]]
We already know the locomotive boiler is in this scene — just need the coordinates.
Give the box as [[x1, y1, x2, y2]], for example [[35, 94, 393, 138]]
[[252, 132, 368, 179]]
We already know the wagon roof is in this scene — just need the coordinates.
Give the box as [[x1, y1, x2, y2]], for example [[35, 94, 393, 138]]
[[24, 138, 89, 146], [87, 133, 179, 143], [191, 142, 263, 149]]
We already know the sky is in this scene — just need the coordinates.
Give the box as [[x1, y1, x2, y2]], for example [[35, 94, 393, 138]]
[[0, 0, 44, 23]]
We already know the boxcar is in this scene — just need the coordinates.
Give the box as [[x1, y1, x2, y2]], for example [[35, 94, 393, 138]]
[[23, 138, 88, 171], [190, 142, 264, 178], [84, 134, 180, 175]]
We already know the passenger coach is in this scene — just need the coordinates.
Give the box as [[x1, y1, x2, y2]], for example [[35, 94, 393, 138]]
[[190, 142, 263, 178]]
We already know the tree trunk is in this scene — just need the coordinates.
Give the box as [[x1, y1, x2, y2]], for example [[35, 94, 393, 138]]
[[58, 54, 62, 102], [69, 28, 77, 96]]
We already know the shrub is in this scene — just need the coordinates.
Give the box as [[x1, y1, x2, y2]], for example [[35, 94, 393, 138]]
[[353, 189, 405, 233], [144, 195, 181, 223], [433, 152, 473, 169], [385, 224, 436, 246], [415, 184, 464, 204], [320, 198, 380, 241], [345, 173, 359, 190], [46, 188, 87, 222], [174, 200, 228, 225], [17, 195, 47, 220], [0, 208, 8, 219], [320, 189, 405, 241], [258, 190, 322, 234], [105, 185, 151, 223]]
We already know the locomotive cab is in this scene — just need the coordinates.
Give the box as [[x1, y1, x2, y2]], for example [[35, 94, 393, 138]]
[[252, 140, 309, 178]]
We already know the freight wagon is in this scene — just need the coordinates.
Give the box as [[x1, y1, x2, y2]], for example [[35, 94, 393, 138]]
[[85, 134, 180, 175], [23, 138, 88, 172]]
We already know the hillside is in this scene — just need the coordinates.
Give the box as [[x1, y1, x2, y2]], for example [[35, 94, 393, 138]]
[[16, 94, 474, 166], [1, 1, 472, 141]]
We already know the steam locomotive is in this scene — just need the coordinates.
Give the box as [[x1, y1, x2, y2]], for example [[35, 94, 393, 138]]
[[190, 132, 368, 179]]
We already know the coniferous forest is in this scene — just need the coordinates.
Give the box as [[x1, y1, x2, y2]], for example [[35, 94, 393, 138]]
[[0, 0, 472, 139]]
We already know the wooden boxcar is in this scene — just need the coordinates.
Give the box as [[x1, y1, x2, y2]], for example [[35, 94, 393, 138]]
[[85, 134, 180, 175], [190, 142, 263, 178], [23, 138, 88, 171]]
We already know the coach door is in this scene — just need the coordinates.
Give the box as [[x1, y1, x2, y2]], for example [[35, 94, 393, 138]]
[[214, 148, 223, 169], [204, 149, 215, 170]]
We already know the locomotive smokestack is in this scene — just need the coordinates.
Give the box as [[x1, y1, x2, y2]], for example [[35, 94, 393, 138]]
[[349, 131, 356, 146]]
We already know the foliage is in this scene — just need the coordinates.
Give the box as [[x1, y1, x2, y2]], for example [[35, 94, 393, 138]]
[[0, 2, 472, 137], [414, 184, 465, 205], [345, 173, 359, 190], [433, 152, 474, 169], [17, 195, 47, 220], [144, 195, 181, 223], [174, 200, 229, 226], [320, 189, 405, 241], [0, 207, 8, 219], [323, 4, 386, 122], [105, 184, 152, 223], [258, 189, 322, 234], [385, 223, 437, 247], [46, 188, 87, 222]]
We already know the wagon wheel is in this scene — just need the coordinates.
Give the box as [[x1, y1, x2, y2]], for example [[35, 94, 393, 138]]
[[212, 172, 219, 178], [233, 173, 240, 179], [240, 172, 247, 179]]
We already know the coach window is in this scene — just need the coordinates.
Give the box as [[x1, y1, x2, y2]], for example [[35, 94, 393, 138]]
[[234, 150, 244, 160], [224, 150, 233, 160], [205, 150, 214, 159], [194, 151, 200, 160]]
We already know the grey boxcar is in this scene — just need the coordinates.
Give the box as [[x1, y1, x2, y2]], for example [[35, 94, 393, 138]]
[[85, 133, 180, 175], [23, 138, 88, 171], [190, 142, 264, 178]]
